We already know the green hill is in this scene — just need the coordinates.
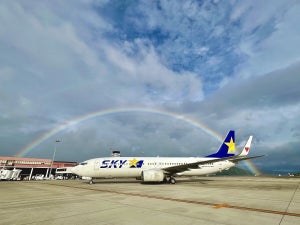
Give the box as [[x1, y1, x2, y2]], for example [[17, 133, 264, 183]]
[[215, 167, 253, 176]]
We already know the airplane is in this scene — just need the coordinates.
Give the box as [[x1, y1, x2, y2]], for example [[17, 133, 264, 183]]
[[71, 130, 264, 184]]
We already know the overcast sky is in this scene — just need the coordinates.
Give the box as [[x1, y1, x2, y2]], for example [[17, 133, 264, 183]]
[[1, 0, 300, 174]]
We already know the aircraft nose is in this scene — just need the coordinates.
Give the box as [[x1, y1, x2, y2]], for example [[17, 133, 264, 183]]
[[71, 166, 79, 175]]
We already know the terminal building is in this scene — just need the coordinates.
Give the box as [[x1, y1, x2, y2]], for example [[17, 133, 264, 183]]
[[0, 156, 78, 180]]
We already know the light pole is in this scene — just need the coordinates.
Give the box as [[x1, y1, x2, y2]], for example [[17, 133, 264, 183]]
[[49, 139, 61, 179]]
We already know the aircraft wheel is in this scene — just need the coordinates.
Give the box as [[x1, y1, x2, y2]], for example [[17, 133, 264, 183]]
[[89, 179, 94, 185], [170, 177, 176, 184], [164, 177, 170, 184]]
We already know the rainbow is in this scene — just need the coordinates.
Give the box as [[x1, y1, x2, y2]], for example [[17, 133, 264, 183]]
[[243, 160, 262, 175], [15, 106, 260, 175], [16, 107, 223, 157]]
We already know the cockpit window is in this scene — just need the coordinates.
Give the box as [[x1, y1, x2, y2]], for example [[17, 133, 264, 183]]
[[79, 162, 88, 166]]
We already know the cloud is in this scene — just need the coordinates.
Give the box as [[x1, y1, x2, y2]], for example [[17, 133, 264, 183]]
[[0, 1, 204, 111], [231, 1, 300, 78], [0, 1, 299, 173], [0, 1, 204, 155], [93, 0, 300, 95], [184, 62, 300, 171]]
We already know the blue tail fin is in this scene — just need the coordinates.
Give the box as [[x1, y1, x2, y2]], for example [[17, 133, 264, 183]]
[[206, 130, 236, 158]]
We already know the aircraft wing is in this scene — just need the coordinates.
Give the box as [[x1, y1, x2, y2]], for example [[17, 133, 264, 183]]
[[163, 155, 265, 175], [229, 155, 265, 163], [162, 156, 236, 174]]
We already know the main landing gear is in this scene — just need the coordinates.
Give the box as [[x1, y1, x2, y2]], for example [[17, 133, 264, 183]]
[[169, 177, 176, 184], [164, 176, 176, 184]]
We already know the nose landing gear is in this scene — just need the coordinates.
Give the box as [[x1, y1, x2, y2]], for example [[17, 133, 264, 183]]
[[89, 179, 94, 185]]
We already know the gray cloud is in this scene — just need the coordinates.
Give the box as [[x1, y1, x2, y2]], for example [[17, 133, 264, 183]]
[[0, 1, 299, 173], [180, 62, 300, 172]]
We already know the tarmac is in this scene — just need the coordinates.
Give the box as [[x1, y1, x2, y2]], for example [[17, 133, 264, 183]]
[[0, 176, 299, 225]]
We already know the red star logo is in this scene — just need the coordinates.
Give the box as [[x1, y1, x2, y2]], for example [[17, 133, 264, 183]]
[[245, 147, 249, 152]]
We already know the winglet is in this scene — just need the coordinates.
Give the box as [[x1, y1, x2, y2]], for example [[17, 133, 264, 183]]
[[206, 130, 236, 158], [239, 136, 252, 156]]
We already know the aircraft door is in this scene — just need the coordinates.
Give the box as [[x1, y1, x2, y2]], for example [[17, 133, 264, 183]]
[[94, 160, 100, 171]]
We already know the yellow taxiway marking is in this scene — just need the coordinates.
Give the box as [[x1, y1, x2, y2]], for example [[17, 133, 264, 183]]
[[214, 203, 228, 209]]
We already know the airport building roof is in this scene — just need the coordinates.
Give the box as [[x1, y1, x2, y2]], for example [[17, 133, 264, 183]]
[[0, 156, 78, 168]]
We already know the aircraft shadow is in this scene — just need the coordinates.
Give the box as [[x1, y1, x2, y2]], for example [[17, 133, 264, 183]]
[[79, 177, 216, 185]]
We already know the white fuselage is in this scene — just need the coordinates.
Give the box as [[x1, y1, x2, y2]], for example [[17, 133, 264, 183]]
[[72, 157, 235, 178]]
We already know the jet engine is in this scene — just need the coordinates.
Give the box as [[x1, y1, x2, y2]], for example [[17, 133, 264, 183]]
[[141, 170, 165, 182]]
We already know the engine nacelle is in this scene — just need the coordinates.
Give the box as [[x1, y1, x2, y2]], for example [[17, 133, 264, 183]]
[[141, 170, 165, 182]]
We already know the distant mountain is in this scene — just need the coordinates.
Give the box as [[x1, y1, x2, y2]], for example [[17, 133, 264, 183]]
[[215, 167, 253, 176]]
